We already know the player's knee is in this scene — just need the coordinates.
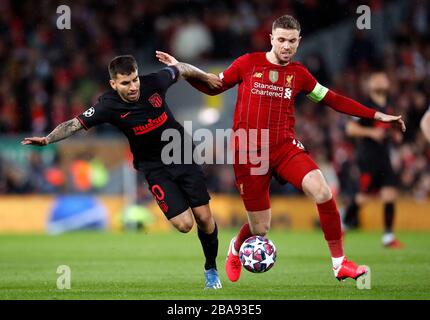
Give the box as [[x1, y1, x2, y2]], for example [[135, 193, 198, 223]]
[[194, 213, 212, 228], [302, 170, 332, 203], [172, 216, 194, 233], [170, 209, 194, 233], [175, 220, 194, 233], [314, 185, 332, 203], [195, 217, 215, 234], [305, 182, 332, 203]]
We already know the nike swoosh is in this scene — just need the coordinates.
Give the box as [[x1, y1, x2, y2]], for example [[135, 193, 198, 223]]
[[120, 112, 131, 119]]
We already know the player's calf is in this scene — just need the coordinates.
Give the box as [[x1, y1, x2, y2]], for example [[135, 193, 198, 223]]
[[249, 222, 270, 237]]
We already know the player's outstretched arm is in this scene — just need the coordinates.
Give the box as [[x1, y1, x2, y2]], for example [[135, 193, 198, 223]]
[[21, 118, 83, 146], [320, 89, 406, 132], [156, 50, 223, 95]]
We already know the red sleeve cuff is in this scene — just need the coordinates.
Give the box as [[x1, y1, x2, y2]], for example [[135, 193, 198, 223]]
[[76, 116, 89, 130]]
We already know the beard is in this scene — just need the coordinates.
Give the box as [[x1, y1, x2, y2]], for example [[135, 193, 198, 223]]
[[276, 50, 293, 64], [118, 90, 140, 103]]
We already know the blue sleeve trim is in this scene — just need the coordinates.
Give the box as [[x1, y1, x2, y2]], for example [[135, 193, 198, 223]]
[[164, 66, 179, 82]]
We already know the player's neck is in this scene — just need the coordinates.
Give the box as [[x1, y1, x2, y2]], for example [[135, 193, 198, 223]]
[[370, 94, 387, 107], [265, 51, 290, 66]]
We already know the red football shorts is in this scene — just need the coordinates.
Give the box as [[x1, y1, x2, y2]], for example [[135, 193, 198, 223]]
[[233, 139, 319, 212]]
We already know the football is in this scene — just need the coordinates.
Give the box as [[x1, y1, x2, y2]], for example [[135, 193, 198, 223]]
[[239, 236, 277, 273]]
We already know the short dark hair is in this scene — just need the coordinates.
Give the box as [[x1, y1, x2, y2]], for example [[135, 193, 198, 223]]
[[108, 55, 138, 79], [272, 15, 301, 33]]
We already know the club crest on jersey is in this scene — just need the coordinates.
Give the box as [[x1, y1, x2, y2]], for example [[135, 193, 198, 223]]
[[269, 70, 279, 83], [149, 93, 163, 108], [83, 107, 95, 117], [285, 74, 294, 87]]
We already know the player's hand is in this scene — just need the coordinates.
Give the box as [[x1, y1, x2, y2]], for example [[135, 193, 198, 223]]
[[374, 111, 406, 132], [21, 137, 49, 146], [155, 51, 178, 66], [206, 73, 222, 90]]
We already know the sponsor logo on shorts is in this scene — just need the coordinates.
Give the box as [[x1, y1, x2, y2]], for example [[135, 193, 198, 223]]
[[151, 185, 169, 213], [158, 201, 169, 213]]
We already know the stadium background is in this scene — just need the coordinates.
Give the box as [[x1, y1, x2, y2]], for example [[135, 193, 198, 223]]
[[1, 0, 429, 232], [1, 0, 430, 301]]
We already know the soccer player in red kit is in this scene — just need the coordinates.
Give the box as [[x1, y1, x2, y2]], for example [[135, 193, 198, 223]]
[[156, 15, 406, 282]]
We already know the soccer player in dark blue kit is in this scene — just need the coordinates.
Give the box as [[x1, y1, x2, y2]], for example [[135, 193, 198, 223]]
[[22, 55, 223, 289]]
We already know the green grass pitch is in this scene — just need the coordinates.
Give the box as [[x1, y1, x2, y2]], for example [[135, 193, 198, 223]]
[[0, 230, 429, 299]]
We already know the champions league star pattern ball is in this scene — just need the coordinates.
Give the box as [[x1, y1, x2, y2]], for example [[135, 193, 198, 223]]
[[239, 236, 277, 273]]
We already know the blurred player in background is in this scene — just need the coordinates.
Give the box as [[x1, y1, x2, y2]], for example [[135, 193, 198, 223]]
[[157, 15, 406, 283], [421, 106, 430, 143], [21, 55, 224, 289], [343, 71, 404, 248]]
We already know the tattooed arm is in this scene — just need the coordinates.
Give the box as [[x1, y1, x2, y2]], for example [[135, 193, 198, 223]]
[[21, 118, 83, 146], [155, 50, 222, 90]]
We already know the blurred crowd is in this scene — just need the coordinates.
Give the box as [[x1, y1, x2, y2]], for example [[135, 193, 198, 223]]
[[0, 0, 381, 134], [1, 0, 430, 200], [292, 0, 430, 200]]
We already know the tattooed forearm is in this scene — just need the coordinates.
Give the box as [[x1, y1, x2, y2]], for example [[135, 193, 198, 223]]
[[46, 118, 83, 144], [175, 62, 208, 81]]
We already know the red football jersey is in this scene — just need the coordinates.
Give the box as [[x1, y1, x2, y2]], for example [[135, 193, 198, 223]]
[[220, 52, 318, 149]]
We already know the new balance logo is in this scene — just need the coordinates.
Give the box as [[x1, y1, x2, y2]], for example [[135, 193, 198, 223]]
[[292, 139, 305, 150]]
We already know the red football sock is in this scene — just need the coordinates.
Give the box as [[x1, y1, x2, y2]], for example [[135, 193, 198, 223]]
[[234, 223, 253, 252], [317, 198, 344, 258]]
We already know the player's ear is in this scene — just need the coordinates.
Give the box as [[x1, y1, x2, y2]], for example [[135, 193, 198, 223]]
[[109, 79, 117, 91]]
